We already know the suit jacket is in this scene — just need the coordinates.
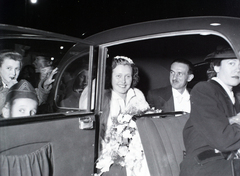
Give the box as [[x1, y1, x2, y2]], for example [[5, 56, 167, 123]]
[[180, 80, 240, 176], [147, 85, 192, 112], [147, 85, 174, 112]]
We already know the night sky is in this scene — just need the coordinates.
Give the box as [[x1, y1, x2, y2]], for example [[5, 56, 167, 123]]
[[1, 0, 240, 38]]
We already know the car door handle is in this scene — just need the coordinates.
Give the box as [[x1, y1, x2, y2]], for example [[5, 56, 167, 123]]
[[79, 116, 94, 130]]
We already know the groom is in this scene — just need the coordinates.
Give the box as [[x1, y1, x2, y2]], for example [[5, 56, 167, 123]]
[[147, 58, 194, 113]]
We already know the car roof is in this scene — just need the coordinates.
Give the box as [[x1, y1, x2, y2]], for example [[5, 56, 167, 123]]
[[85, 16, 240, 55], [0, 23, 88, 44]]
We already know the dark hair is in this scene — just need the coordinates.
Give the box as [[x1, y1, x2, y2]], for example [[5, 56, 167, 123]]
[[33, 55, 52, 68], [171, 58, 194, 75], [207, 59, 222, 79], [0, 51, 23, 68], [105, 56, 139, 89]]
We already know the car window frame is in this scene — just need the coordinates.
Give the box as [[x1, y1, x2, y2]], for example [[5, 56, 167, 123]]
[[53, 46, 95, 112], [97, 29, 238, 113], [0, 27, 96, 125]]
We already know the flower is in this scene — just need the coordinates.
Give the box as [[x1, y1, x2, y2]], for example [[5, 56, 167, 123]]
[[118, 146, 128, 157], [96, 115, 143, 175], [122, 129, 132, 139], [96, 94, 160, 175], [96, 100, 150, 175], [117, 114, 132, 123]]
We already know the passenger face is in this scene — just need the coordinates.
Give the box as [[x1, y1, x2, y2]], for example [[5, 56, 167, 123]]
[[79, 70, 88, 89], [40, 66, 53, 79], [111, 64, 132, 98], [10, 98, 37, 118], [170, 62, 193, 93], [75, 70, 88, 93], [215, 59, 240, 89], [0, 58, 21, 85], [33, 56, 47, 72], [33, 56, 53, 79]]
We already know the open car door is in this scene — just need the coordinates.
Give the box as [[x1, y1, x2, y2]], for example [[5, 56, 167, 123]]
[[0, 116, 95, 176], [0, 24, 97, 176], [136, 112, 189, 176]]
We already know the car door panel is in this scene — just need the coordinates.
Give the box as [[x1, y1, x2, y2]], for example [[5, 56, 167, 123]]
[[136, 114, 189, 176], [0, 116, 95, 176]]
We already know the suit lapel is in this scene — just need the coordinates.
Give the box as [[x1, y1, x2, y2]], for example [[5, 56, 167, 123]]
[[157, 86, 175, 112], [163, 95, 175, 112], [210, 80, 237, 116], [234, 94, 240, 113]]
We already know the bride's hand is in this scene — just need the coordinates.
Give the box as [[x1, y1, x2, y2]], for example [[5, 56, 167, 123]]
[[144, 107, 162, 113]]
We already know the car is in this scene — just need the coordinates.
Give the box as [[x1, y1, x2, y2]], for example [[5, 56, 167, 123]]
[[1, 16, 240, 176]]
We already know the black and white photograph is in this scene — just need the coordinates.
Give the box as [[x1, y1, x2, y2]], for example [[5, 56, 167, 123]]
[[1, 1, 240, 176]]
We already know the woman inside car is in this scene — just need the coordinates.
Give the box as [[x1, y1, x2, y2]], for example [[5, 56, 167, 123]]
[[96, 56, 150, 176]]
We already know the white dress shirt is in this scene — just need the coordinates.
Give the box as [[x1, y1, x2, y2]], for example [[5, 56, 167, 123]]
[[172, 87, 191, 113], [2, 81, 7, 88]]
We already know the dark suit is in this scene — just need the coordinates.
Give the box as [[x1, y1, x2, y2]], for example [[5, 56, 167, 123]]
[[180, 80, 240, 176], [147, 85, 174, 112]]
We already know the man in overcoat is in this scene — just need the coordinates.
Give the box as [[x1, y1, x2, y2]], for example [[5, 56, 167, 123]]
[[180, 47, 240, 176]]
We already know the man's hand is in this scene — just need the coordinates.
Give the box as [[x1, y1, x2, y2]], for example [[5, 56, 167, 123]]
[[229, 113, 240, 125], [43, 67, 58, 90]]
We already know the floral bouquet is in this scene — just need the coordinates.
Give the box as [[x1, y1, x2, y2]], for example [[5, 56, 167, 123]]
[[95, 96, 150, 176]]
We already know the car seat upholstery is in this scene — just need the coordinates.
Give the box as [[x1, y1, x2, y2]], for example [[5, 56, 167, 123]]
[[136, 114, 189, 176]]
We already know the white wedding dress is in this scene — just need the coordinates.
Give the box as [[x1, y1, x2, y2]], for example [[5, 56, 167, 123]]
[[106, 88, 151, 176]]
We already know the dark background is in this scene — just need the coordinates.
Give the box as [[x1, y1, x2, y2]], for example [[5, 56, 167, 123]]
[[1, 0, 240, 38]]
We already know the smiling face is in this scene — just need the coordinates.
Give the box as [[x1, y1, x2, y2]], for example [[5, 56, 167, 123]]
[[214, 59, 240, 89], [111, 64, 132, 99], [10, 98, 38, 118], [0, 57, 21, 85], [170, 62, 193, 93]]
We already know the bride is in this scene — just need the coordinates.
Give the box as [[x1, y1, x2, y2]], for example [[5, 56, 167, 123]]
[[96, 56, 151, 176]]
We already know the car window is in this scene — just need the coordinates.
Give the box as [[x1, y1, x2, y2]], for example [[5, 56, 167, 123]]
[[0, 27, 96, 174], [0, 33, 95, 119], [105, 33, 231, 99], [55, 49, 97, 112]]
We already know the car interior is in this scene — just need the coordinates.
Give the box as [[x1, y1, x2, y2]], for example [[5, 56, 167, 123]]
[[103, 33, 233, 176]]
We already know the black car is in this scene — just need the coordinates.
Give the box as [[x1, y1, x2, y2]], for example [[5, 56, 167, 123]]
[[1, 16, 240, 176]]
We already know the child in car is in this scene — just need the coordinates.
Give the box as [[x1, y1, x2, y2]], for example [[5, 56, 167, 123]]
[[2, 79, 38, 118], [0, 51, 58, 116]]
